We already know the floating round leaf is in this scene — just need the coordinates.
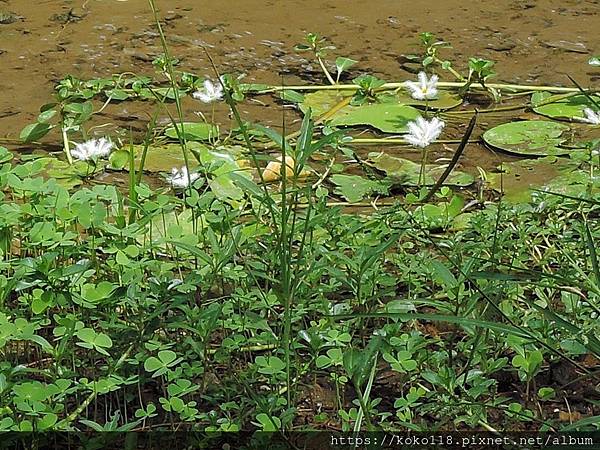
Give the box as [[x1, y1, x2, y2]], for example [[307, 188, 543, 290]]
[[164, 122, 218, 141], [482, 120, 570, 157], [330, 174, 389, 203], [329, 104, 422, 133], [379, 90, 463, 110], [366, 152, 474, 187], [299, 89, 461, 119], [299, 90, 351, 117], [111, 144, 200, 172], [532, 92, 600, 121]]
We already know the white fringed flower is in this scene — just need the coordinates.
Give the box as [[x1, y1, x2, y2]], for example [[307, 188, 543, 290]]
[[404, 71, 439, 100], [167, 166, 200, 189], [71, 138, 113, 161], [580, 108, 600, 125], [403, 117, 445, 148], [192, 78, 223, 103]]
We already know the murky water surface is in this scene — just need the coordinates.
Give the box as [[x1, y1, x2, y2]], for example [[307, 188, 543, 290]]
[[1, 0, 599, 172]]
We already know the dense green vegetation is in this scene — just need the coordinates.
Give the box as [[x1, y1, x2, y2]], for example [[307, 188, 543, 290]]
[[1, 7, 599, 439]]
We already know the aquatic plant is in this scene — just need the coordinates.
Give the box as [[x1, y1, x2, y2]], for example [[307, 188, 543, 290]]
[[404, 71, 439, 100], [1, 1, 599, 441]]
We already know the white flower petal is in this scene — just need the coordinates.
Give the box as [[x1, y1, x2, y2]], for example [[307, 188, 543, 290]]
[[167, 166, 200, 189], [72, 138, 114, 161], [402, 117, 445, 148], [406, 72, 439, 100], [582, 108, 600, 125]]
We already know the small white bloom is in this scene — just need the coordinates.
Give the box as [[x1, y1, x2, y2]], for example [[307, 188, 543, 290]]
[[166, 166, 200, 189], [404, 71, 439, 100], [580, 108, 600, 125], [167, 279, 183, 290], [192, 78, 223, 103], [403, 117, 445, 148], [71, 138, 113, 161]]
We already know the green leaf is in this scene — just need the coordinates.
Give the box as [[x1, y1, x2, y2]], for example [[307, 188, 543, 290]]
[[532, 92, 600, 121], [482, 120, 570, 156], [279, 90, 305, 103], [300, 89, 461, 118], [164, 122, 218, 141], [31, 291, 54, 315], [76, 328, 97, 344], [335, 57, 358, 76], [144, 357, 162, 373], [158, 350, 177, 365], [20, 123, 52, 143], [109, 149, 130, 170], [105, 89, 130, 101], [430, 260, 457, 289], [329, 103, 422, 133], [366, 152, 474, 186], [330, 174, 389, 203], [95, 333, 113, 349], [381, 90, 463, 110], [300, 90, 352, 117], [255, 413, 281, 431], [330, 312, 532, 339], [343, 337, 381, 389], [255, 356, 286, 375], [37, 109, 57, 123], [37, 413, 58, 431]]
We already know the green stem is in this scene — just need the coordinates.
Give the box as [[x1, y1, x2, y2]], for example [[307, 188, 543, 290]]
[[348, 138, 479, 145], [62, 126, 73, 165], [317, 55, 336, 85], [57, 343, 134, 428], [256, 81, 588, 94], [147, 0, 192, 193]]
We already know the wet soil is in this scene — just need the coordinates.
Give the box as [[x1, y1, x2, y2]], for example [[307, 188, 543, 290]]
[[0, 0, 599, 176]]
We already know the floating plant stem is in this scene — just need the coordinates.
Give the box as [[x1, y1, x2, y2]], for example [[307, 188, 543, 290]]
[[348, 138, 479, 145], [253, 81, 588, 94]]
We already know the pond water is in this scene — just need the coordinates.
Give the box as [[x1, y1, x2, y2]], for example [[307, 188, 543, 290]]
[[1, 0, 599, 179]]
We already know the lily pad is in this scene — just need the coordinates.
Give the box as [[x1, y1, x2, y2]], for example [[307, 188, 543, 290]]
[[366, 152, 474, 187], [164, 122, 218, 141], [482, 120, 570, 157], [330, 104, 422, 133], [532, 92, 600, 121], [486, 156, 580, 203], [380, 90, 463, 110], [299, 89, 462, 118], [330, 174, 389, 203], [299, 90, 352, 117], [110, 144, 200, 172]]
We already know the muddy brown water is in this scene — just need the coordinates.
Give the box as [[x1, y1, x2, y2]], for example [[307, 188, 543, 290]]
[[0, 0, 599, 179]]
